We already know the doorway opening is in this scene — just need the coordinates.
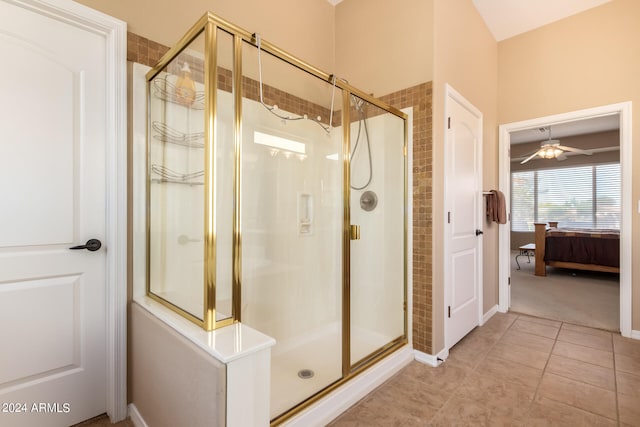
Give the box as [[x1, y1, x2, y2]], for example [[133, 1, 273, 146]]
[[498, 102, 632, 337]]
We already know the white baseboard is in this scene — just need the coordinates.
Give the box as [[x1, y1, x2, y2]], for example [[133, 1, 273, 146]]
[[128, 403, 149, 427], [631, 330, 640, 340], [482, 305, 499, 325], [282, 346, 413, 427], [414, 347, 448, 367]]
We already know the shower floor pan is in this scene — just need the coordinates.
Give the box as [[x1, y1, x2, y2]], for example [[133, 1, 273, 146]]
[[270, 322, 395, 419]]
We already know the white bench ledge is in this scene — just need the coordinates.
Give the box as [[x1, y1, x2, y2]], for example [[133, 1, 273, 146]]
[[133, 296, 276, 364]]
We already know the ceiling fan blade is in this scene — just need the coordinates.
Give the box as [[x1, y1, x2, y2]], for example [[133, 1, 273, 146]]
[[520, 149, 541, 164], [556, 153, 568, 161], [557, 145, 593, 155]]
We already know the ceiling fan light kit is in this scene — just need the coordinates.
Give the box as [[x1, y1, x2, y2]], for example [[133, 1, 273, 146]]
[[520, 127, 593, 164], [537, 145, 564, 159]]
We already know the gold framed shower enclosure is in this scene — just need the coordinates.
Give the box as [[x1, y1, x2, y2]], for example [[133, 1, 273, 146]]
[[146, 10, 408, 423]]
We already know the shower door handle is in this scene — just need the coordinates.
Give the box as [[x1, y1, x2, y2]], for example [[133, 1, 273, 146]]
[[350, 225, 361, 240]]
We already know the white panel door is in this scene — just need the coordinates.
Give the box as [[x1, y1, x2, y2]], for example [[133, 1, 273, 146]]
[[0, 2, 108, 425], [444, 87, 483, 349]]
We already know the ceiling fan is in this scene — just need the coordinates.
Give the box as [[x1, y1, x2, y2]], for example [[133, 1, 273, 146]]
[[520, 127, 593, 164]]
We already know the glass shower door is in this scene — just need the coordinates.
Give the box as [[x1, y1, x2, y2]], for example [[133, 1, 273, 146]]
[[239, 40, 344, 420], [348, 96, 406, 366]]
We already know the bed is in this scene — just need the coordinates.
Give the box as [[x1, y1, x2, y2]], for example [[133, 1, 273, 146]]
[[533, 222, 620, 277]]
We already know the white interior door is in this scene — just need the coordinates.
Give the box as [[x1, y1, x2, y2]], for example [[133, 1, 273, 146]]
[[0, 2, 110, 425], [444, 86, 483, 349]]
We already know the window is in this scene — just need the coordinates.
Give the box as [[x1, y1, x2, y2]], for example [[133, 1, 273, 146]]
[[511, 163, 620, 231]]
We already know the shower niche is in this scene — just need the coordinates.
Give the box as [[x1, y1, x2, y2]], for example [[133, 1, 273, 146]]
[[146, 12, 408, 423]]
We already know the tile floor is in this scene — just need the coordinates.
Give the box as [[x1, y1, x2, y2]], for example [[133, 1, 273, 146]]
[[78, 312, 640, 426], [329, 312, 640, 426]]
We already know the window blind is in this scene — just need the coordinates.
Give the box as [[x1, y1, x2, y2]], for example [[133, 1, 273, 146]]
[[511, 163, 620, 232]]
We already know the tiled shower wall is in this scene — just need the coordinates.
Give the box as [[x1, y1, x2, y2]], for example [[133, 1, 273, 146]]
[[128, 33, 434, 354], [379, 84, 433, 354]]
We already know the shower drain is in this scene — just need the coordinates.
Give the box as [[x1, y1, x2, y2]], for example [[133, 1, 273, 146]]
[[297, 369, 315, 379]]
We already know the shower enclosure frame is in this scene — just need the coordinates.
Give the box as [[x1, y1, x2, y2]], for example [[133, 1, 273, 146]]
[[145, 11, 409, 423]]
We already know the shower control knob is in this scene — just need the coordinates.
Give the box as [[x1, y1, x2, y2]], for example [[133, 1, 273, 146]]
[[69, 239, 102, 252], [360, 190, 378, 212]]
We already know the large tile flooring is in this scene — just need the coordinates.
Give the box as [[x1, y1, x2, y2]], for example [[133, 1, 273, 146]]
[[79, 313, 639, 426], [329, 312, 640, 426]]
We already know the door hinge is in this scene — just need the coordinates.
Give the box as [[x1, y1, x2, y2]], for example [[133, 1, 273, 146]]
[[448, 211, 451, 224], [447, 117, 451, 129], [508, 277, 511, 285], [448, 306, 451, 318]]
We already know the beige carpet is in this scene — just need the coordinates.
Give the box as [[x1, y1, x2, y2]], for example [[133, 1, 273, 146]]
[[509, 250, 620, 331]]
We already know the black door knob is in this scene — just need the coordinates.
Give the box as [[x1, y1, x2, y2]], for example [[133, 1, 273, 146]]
[[475, 229, 484, 236], [70, 239, 102, 252]]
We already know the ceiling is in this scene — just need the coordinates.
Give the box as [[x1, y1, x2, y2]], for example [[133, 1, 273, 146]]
[[510, 114, 620, 145], [329, 1, 612, 41], [326, 0, 617, 139], [471, 0, 612, 41]]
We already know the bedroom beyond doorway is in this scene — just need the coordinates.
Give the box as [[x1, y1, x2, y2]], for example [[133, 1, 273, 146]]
[[498, 102, 632, 338]]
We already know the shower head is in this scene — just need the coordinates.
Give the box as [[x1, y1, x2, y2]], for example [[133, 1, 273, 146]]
[[351, 94, 365, 112]]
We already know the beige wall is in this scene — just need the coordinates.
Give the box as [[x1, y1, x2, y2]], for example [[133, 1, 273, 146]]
[[130, 304, 226, 427], [432, 0, 499, 353], [335, 0, 434, 97], [498, 0, 640, 329], [76, 0, 336, 72]]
